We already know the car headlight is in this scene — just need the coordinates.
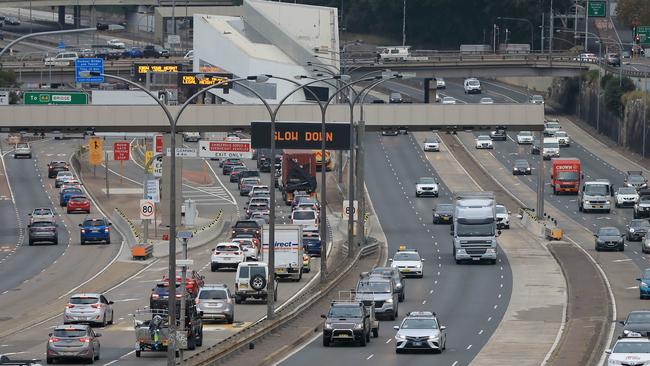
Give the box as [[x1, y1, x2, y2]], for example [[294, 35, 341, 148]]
[[630, 228, 635, 233], [526, 168, 531, 171], [385, 298, 393, 304], [324, 323, 332, 330], [606, 200, 611, 205], [395, 334, 406, 341], [415, 263, 422, 269], [596, 239, 604, 244], [353, 323, 363, 330], [513, 167, 518, 170]]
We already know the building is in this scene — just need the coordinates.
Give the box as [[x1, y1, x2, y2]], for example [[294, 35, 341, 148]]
[[192, 0, 340, 104]]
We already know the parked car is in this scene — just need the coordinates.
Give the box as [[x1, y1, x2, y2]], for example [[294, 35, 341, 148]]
[[143, 45, 170, 58]]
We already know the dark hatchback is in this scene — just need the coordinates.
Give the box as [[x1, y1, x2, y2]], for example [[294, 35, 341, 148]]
[[594, 226, 624, 251], [433, 204, 454, 224], [512, 159, 532, 175]]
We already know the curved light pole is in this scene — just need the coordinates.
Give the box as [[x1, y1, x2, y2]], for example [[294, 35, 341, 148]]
[[497, 16, 535, 51], [80, 71, 265, 365]]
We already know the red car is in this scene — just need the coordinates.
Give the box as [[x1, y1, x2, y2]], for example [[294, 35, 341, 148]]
[[162, 270, 204, 297], [67, 196, 90, 214]]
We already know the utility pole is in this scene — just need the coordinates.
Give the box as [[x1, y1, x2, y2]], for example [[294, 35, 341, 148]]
[[574, 0, 578, 46], [493, 24, 497, 53], [585, 0, 589, 51], [401, 0, 406, 46], [549, 0, 554, 54], [541, 13, 545, 53], [643, 73, 647, 159], [536, 130, 545, 220]]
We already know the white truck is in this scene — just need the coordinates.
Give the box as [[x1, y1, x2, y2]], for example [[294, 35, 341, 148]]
[[579, 179, 614, 213], [262, 224, 303, 281], [542, 137, 560, 160], [452, 192, 498, 264]]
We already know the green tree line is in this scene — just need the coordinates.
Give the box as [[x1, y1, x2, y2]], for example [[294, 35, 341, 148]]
[[615, 0, 650, 29], [301, 0, 573, 48]]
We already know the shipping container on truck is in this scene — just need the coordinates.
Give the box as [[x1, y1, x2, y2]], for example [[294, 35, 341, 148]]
[[550, 158, 581, 194], [281, 150, 317, 205]]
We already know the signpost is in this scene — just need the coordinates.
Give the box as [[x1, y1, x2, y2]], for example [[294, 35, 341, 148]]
[[637, 26, 650, 44], [113, 141, 130, 183], [88, 137, 103, 166], [198, 140, 252, 159], [167, 34, 181, 45], [140, 199, 155, 220], [145, 179, 160, 203], [24, 91, 88, 105], [343, 200, 358, 221], [75, 58, 104, 83], [144, 151, 154, 173], [153, 158, 163, 177], [166, 147, 197, 157], [587, 1, 606, 17]]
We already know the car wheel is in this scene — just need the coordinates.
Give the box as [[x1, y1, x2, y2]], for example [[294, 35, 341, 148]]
[[619, 245, 625, 252], [135, 350, 141, 358], [578, 204, 583, 212], [108, 311, 114, 325], [359, 332, 367, 347], [87, 352, 95, 364], [323, 336, 330, 347], [106, 237, 111, 244], [505, 224, 510, 229], [196, 328, 203, 347], [396, 349, 402, 354], [366, 330, 371, 343], [80, 239, 85, 245], [595, 245, 600, 251], [187, 334, 196, 350], [101, 314, 107, 327], [46, 357, 54, 364], [28, 239, 33, 246], [227, 314, 234, 324], [211, 263, 217, 272]]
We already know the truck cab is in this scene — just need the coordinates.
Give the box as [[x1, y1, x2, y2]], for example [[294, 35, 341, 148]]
[[452, 192, 498, 264], [579, 180, 614, 213], [281, 150, 317, 205], [550, 158, 581, 194], [542, 137, 560, 160]]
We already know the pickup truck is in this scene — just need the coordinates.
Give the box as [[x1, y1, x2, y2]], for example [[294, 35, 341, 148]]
[[231, 220, 262, 239]]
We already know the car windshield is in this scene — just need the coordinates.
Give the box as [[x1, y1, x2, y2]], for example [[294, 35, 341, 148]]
[[239, 265, 266, 278], [496, 206, 507, 214], [58, 172, 73, 177], [613, 341, 650, 353], [33, 209, 52, 215], [442, 97, 454, 102], [555, 131, 567, 137], [83, 219, 106, 227], [436, 204, 453, 214], [393, 252, 420, 261], [515, 161, 529, 168], [532, 96, 543, 101], [618, 187, 637, 194], [468, 80, 479, 86], [63, 188, 83, 195], [628, 312, 650, 323], [425, 139, 438, 143], [16, 143, 28, 148], [293, 211, 316, 220], [585, 184, 609, 196], [418, 177, 436, 184], [198, 289, 227, 300], [457, 222, 495, 237], [401, 318, 438, 329], [631, 220, 650, 229], [329, 306, 363, 318], [235, 221, 258, 228], [477, 136, 490, 141], [598, 228, 620, 236], [546, 122, 560, 129], [543, 142, 559, 148], [216, 244, 239, 252], [641, 196, 650, 202], [70, 296, 99, 305], [53, 329, 88, 338], [356, 281, 391, 293], [519, 131, 532, 137], [557, 172, 579, 181], [31, 221, 53, 227], [628, 175, 645, 183]]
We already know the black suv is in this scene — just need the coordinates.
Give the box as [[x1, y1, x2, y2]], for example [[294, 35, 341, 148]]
[[143, 45, 170, 58], [321, 301, 372, 347], [48, 161, 69, 178]]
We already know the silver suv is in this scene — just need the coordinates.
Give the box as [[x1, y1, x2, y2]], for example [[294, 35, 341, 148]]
[[196, 284, 235, 324], [354, 276, 398, 320]]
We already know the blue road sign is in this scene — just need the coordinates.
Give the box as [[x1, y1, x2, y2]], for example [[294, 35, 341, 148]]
[[75, 58, 104, 83]]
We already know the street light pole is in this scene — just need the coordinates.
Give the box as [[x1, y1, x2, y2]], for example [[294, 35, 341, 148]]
[[0, 27, 107, 59], [497, 16, 535, 51], [402, 0, 406, 46]]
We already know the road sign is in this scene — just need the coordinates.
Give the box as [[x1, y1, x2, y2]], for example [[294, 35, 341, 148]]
[[24, 91, 88, 105], [154, 135, 163, 154], [587, 1, 606, 17], [343, 200, 358, 221], [176, 259, 194, 267], [166, 147, 197, 157], [113, 141, 130, 161], [140, 199, 155, 220], [75, 58, 104, 83], [0, 91, 8, 105], [144, 151, 154, 173], [88, 137, 103, 166], [198, 140, 252, 159], [167, 34, 181, 45], [251, 121, 351, 150], [637, 26, 650, 44], [153, 158, 163, 177], [177, 231, 193, 239], [145, 179, 160, 203]]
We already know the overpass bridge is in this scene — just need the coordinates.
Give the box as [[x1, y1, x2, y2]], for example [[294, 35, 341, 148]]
[[0, 0, 230, 6], [0, 103, 543, 132]]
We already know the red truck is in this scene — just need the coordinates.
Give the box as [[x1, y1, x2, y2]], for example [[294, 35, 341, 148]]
[[281, 150, 317, 205], [550, 158, 581, 194]]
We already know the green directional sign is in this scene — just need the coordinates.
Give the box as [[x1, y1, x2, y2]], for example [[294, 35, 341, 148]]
[[588, 1, 606, 17], [24, 91, 88, 105], [637, 26, 650, 44]]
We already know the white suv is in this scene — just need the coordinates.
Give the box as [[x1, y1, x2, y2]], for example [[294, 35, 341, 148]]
[[44, 52, 78, 66], [234, 262, 277, 304], [463, 78, 482, 94], [415, 177, 439, 197], [14, 143, 31, 159], [211, 242, 245, 272]]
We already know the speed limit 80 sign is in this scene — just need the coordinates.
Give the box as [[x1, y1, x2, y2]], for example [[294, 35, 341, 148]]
[[140, 199, 155, 220], [343, 200, 358, 221]]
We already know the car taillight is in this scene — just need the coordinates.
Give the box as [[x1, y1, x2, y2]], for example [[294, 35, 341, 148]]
[[195, 298, 199, 305], [235, 252, 241, 255], [214, 251, 221, 255], [49, 338, 60, 343], [151, 294, 159, 299], [104, 228, 110, 232], [66, 304, 75, 309], [255, 230, 260, 234], [90, 304, 101, 309], [79, 337, 91, 343]]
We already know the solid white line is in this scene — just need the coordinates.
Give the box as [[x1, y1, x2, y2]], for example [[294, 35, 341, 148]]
[[366, 354, 374, 360], [271, 332, 321, 366]]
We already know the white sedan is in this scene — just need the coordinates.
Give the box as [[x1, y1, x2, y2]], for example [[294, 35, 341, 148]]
[[106, 39, 126, 49], [475, 135, 493, 149], [436, 78, 446, 89], [441, 96, 456, 105], [479, 97, 494, 104], [606, 337, 650, 366], [516, 131, 534, 144]]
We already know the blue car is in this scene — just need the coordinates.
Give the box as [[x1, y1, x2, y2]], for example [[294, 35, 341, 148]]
[[122, 47, 143, 58], [303, 236, 321, 256], [639, 268, 650, 299], [59, 187, 83, 207], [79, 218, 112, 245]]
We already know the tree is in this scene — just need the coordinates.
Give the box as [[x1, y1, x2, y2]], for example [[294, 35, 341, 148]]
[[616, 0, 650, 29]]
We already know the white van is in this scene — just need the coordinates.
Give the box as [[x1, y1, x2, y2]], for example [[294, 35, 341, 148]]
[[542, 137, 560, 160], [44, 52, 79, 66], [463, 78, 482, 94], [290, 209, 318, 226], [378, 46, 411, 61]]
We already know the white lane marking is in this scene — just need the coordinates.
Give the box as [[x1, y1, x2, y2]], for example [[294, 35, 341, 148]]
[[478, 329, 484, 335], [386, 338, 392, 344], [466, 344, 472, 350], [366, 354, 374, 360]]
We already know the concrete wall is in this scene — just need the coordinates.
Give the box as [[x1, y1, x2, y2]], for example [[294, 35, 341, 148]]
[[494, 76, 554, 93]]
